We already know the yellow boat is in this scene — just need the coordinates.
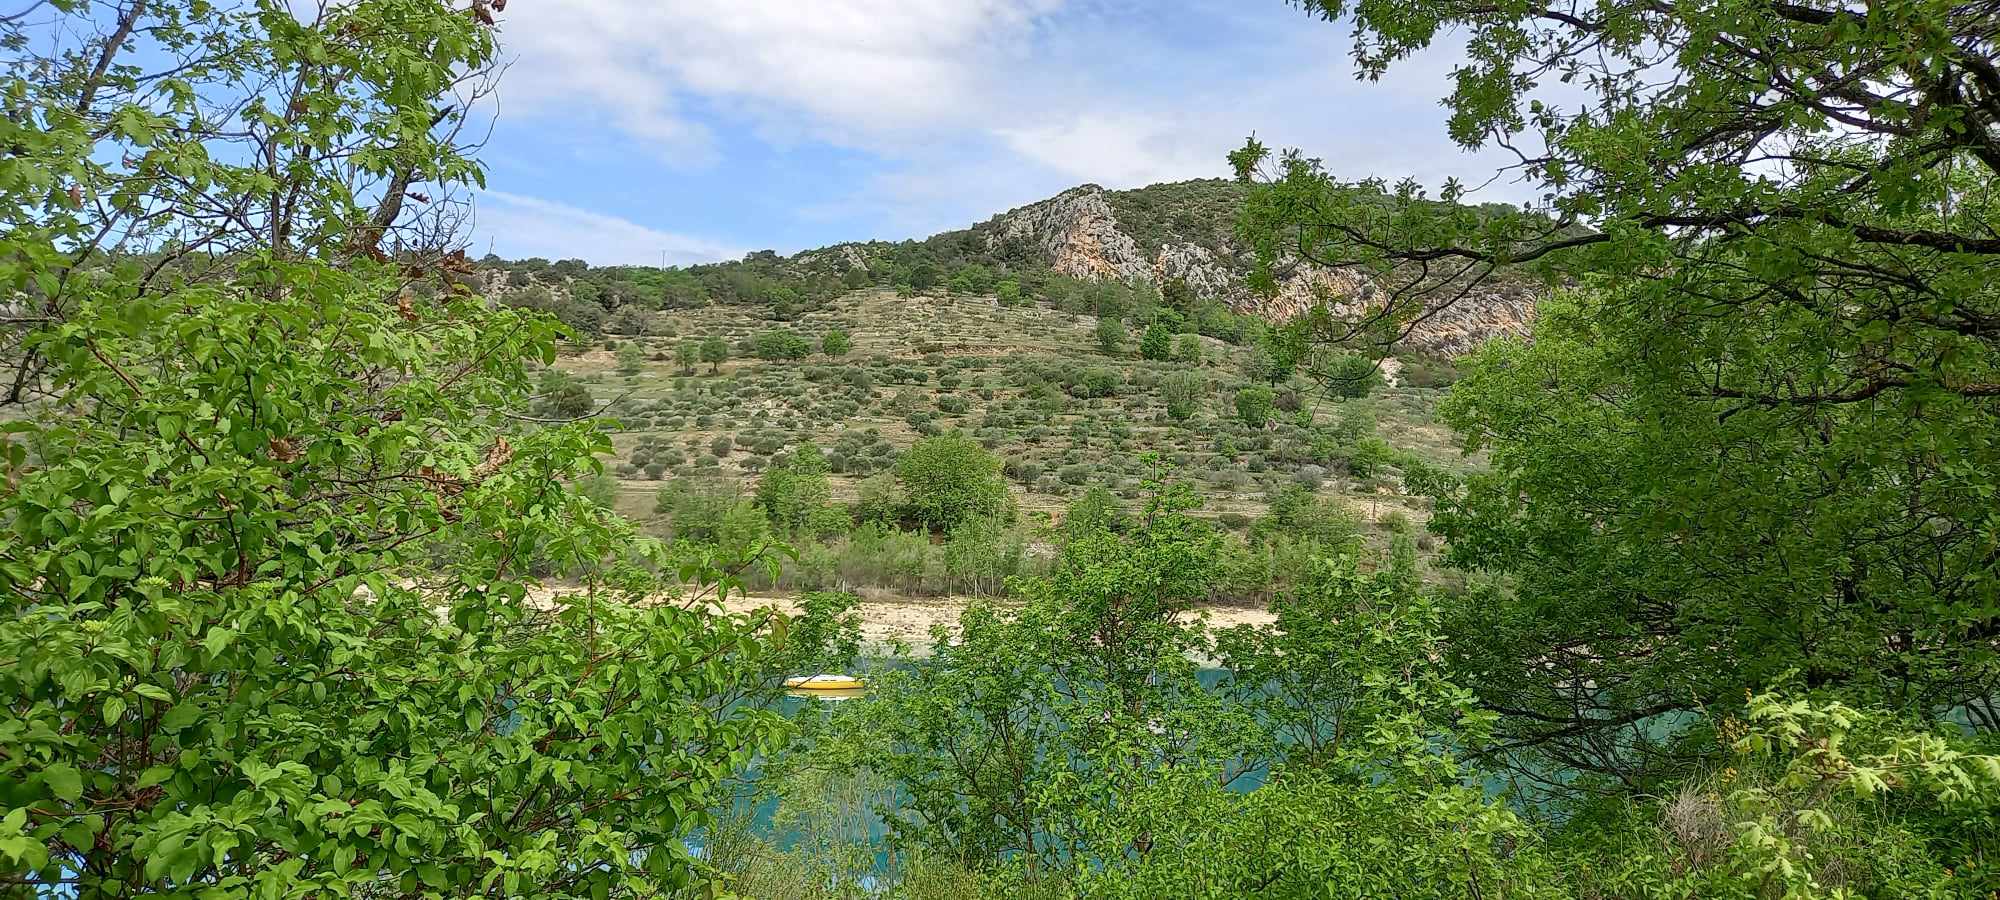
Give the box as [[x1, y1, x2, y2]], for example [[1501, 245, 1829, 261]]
[[784, 674, 866, 691]]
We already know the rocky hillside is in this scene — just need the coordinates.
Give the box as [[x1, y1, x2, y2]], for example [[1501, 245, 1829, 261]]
[[485, 178, 1542, 357], [969, 182, 1537, 356]]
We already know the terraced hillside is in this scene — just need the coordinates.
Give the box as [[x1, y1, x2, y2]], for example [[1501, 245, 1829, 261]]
[[547, 287, 1468, 593]]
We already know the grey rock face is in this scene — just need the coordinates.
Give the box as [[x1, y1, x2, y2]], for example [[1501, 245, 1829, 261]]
[[987, 185, 1536, 356], [988, 185, 1152, 283]]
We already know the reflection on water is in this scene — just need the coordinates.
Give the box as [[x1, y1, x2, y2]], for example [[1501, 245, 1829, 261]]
[[786, 687, 868, 701]]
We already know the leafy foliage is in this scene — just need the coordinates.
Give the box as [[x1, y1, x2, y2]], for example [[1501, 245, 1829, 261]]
[[893, 433, 1011, 534], [0, 272, 786, 895], [1243, 0, 2000, 786], [749, 329, 814, 361], [1093, 318, 1125, 356], [699, 336, 730, 373], [780, 483, 1556, 896], [0, 1, 787, 894], [1138, 323, 1173, 361], [1233, 385, 1274, 428]]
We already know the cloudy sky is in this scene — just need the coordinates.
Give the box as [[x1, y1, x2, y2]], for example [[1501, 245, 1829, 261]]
[[465, 0, 1520, 266]]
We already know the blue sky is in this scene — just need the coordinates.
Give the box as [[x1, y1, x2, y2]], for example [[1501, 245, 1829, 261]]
[[466, 1, 1523, 266]]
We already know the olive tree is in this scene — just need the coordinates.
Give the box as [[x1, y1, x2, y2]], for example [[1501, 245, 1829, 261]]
[[700, 336, 730, 373]]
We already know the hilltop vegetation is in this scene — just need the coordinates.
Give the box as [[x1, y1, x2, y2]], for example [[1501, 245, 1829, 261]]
[[484, 171, 1546, 371], [475, 179, 1275, 345]]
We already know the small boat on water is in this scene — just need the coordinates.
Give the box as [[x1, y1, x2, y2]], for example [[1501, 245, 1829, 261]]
[[784, 674, 865, 691]]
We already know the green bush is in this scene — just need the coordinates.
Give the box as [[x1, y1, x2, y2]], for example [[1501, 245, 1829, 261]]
[[1397, 354, 1460, 388], [1072, 367, 1120, 398], [1139, 321, 1174, 360], [532, 371, 595, 420], [1324, 352, 1385, 399], [1173, 333, 1204, 364], [1094, 317, 1126, 355], [749, 329, 813, 361], [895, 433, 1012, 533], [1161, 371, 1205, 421], [1234, 385, 1276, 428], [616, 342, 646, 376]]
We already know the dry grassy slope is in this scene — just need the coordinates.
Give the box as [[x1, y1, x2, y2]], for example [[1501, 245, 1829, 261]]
[[553, 288, 1470, 554]]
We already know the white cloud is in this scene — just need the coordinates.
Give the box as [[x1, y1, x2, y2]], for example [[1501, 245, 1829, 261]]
[[491, 0, 1065, 159], [473, 0, 1538, 257], [471, 191, 744, 265], [996, 112, 1233, 187]]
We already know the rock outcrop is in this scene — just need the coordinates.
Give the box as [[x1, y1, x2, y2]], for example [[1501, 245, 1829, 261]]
[[795, 242, 872, 275], [983, 184, 1537, 356], [988, 186, 1152, 283]]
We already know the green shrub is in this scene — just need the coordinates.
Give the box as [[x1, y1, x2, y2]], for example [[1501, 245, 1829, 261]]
[[532, 371, 595, 420], [1234, 385, 1276, 428], [749, 329, 813, 361], [1324, 352, 1385, 399], [615, 342, 645, 376], [1140, 321, 1174, 360], [1397, 354, 1459, 388], [1094, 317, 1126, 355], [895, 433, 1012, 533], [1173, 333, 1204, 364], [1162, 371, 1205, 421]]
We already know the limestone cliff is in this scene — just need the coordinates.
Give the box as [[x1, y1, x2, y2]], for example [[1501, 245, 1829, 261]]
[[980, 183, 1537, 356]]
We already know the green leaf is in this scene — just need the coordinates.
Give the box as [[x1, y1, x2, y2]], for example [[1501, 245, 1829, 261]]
[[133, 682, 172, 703], [43, 763, 82, 802], [202, 626, 236, 659]]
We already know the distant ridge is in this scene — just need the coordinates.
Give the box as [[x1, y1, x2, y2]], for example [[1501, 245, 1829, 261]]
[[489, 178, 1542, 357], [804, 178, 1538, 356]]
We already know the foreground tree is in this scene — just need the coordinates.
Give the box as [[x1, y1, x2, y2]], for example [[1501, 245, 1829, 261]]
[[1246, 0, 2000, 776], [784, 485, 1562, 896], [0, 0, 783, 893]]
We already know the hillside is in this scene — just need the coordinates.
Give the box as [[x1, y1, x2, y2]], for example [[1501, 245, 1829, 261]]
[[485, 178, 1513, 604], [543, 286, 1468, 606], [483, 178, 1543, 357]]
